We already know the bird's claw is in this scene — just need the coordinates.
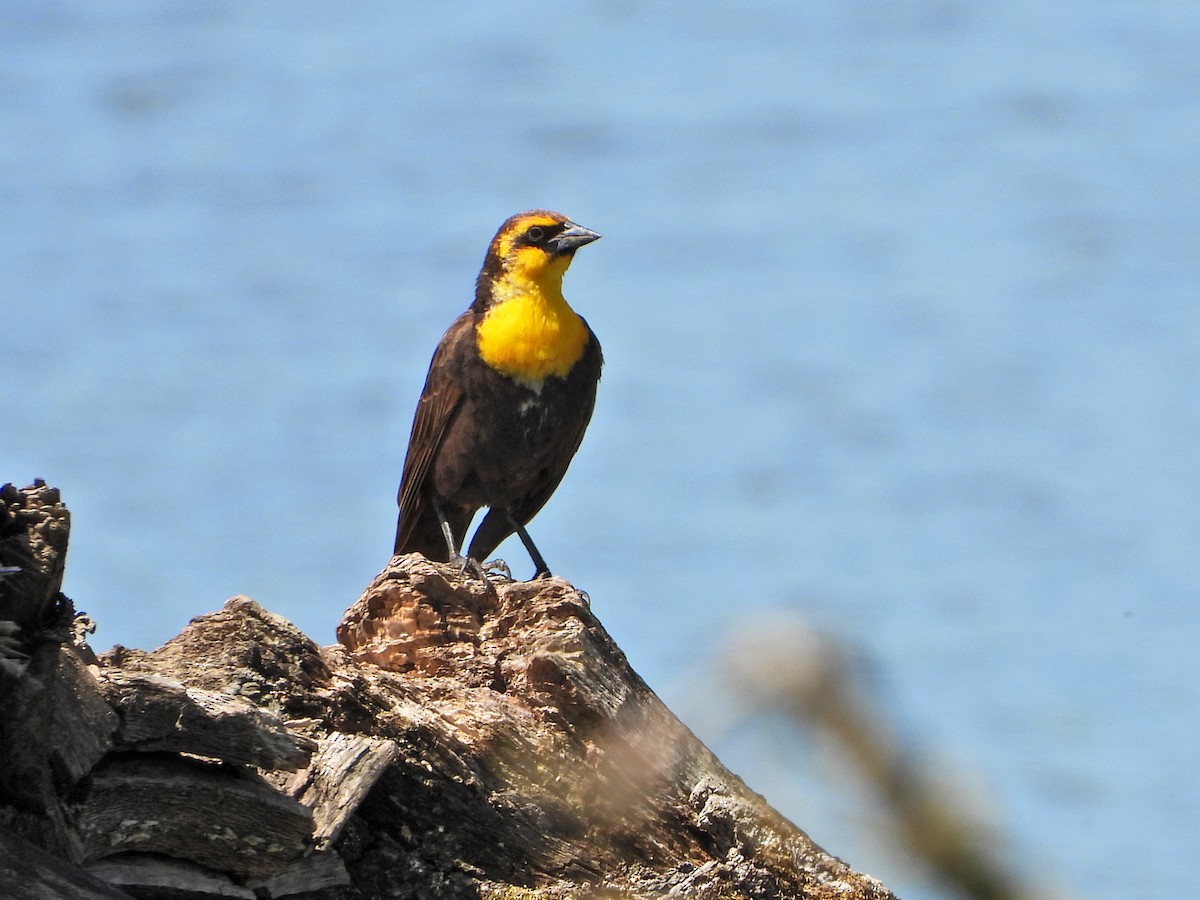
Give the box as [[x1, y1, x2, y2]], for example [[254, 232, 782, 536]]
[[482, 558, 514, 582], [450, 553, 487, 582], [449, 553, 514, 584]]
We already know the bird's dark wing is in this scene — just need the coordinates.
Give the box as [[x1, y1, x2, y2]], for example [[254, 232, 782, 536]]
[[394, 313, 472, 554]]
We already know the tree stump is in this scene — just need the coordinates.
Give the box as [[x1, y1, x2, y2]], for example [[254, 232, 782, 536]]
[[0, 482, 896, 899]]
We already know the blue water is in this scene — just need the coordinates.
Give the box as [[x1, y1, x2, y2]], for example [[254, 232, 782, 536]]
[[3, 3, 1198, 897]]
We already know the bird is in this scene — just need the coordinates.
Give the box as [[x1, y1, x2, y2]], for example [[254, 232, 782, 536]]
[[393, 209, 603, 579]]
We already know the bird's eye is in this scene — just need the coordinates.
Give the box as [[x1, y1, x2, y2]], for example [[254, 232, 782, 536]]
[[525, 226, 546, 243]]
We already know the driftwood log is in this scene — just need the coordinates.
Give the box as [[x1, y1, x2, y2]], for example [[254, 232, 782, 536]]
[[0, 482, 897, 899]]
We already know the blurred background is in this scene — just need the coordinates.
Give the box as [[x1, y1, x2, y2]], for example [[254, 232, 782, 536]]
[[3, 2, 1198, 897]]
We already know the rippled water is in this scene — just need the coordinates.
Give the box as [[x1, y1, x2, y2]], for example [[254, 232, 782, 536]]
[[3, 3, 1198, 897]]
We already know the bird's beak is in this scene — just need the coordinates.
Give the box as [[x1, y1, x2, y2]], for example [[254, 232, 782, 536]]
[[549, 222, 602, 255]]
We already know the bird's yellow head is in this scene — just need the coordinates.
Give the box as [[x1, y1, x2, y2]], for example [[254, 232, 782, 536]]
[[476, 210, 601, 306], [474, 210, 601, 388]]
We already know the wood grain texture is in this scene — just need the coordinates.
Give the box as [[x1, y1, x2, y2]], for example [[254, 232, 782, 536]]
[[73, 754, 312, 879], [99, 670, 314, 770]]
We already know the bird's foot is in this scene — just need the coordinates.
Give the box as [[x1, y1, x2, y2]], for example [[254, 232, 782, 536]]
[[481, 558, 514, 583], [449, 553, 516, 585], [450, 552, 488, 582]]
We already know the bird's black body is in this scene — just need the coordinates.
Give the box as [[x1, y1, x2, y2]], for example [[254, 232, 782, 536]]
[[394, 210, 602, 577]]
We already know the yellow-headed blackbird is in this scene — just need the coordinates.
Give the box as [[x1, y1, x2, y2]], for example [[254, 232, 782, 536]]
[[393, 210, 602, 578]]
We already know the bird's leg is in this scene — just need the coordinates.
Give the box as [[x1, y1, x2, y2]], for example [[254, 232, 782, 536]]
[[507, 510, 552, 578], [433, 501, 486, 581]]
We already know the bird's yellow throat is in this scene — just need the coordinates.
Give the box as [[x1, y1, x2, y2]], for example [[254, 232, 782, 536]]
[[476, 253, 589, 389]]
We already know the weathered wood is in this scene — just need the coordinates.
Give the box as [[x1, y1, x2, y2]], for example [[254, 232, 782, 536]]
[[73, 754, 313, 879], [0, 643, 116, 860], [84, 856, 256, 900], [99, 670, 314, 770], [0, 481, 72, 640], [0, 482, 108, 859], [1, 482, 897, 898], [36, 646, 118, 786], [291, 733, 399, 848], [102, 595, 334, 716], [331, 555, 897, 899], [244, 852, 354, 897], [0, 826, 135, 900]]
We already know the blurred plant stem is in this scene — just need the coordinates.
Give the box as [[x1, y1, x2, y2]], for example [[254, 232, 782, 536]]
[[725, 620, 1061, 900]]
